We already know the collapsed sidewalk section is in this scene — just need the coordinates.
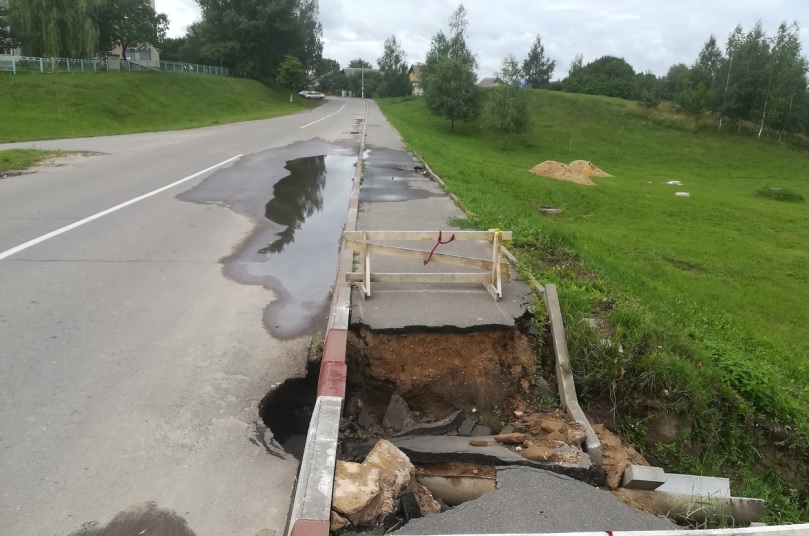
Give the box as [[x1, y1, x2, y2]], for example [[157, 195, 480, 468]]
[[286, 102, 773, 536]]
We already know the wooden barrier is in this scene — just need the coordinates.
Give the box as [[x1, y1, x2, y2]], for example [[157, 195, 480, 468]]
[[343, 230, 512, 301]]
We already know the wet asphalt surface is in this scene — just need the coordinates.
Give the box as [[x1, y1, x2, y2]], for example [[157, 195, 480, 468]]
[[180, 140, 357, 339], [358, 147, 442, 204], [0, 98, 367, 536]]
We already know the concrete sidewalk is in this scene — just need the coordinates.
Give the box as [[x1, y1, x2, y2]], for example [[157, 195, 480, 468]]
[[352, 102, 533, 331]]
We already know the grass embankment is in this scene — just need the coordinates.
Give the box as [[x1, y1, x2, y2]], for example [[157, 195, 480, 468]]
[[0, 149, 62, 173], [378, 92, 809, 523], [0, 72, 309, 142]]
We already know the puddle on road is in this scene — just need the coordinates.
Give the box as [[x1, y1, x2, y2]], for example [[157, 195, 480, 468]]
[[180, 146, 355, 340], [249, 154, 354, 338]]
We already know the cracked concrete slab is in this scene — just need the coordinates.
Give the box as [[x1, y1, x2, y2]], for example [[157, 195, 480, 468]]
[[398, 466, 678, 534]]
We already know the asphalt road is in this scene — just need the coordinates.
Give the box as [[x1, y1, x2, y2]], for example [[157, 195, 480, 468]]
[[0, 98, 366, 536]]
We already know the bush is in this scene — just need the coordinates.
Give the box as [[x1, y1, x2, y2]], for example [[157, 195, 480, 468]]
[[756, 187, 804, 202]]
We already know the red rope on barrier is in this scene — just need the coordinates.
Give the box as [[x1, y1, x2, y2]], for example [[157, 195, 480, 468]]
[[423, 230, 455, 265]]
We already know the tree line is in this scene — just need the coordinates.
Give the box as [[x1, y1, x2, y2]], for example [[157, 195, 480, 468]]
[[3, 0, 169, 60], [320, 4, 538, 143], [552, 22, 809, 140], [2, 0, 325, 82], [358, 8, 809, 144], [162, 0, 323, 80]]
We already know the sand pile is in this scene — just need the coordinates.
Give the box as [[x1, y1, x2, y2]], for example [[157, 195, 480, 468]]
[[529, 160, 613, 186], [568, 160, 613, 177]]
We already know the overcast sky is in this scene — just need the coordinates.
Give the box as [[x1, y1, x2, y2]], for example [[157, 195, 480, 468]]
[[156, 0, 809, 79]]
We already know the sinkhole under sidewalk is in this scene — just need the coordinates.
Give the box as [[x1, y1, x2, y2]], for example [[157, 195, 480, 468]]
[[260, 315, 577, 525]]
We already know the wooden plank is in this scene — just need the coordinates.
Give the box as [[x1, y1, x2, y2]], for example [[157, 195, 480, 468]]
[[362, 251, 370, 297], [346, 272, 491, 284], [344, 240, 492, 270], [343, 230, 512, 242]]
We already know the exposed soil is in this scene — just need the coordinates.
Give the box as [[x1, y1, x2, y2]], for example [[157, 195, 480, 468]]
[[529, 160, 613, 186], [593, 424, 650, 489], [342, 323, 679, 520], [346, 328, 535, 420]]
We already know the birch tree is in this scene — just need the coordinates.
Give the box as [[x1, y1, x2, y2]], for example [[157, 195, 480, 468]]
[[377, 35, 411, 100], [484, 53, 532, 147]]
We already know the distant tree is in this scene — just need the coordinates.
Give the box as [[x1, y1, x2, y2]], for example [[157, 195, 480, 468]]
[[196, 0, 323, 79], [661, 63, 690, 101], [424, 58, 479, 131], [522, 35, 555, 88], [562, 55, 636, 99], [639, 89, 660, 109], [95, 0, 168, 58], [634, 71, 661, 105], [276, 55, 307, 102], [484, 53, 533, 147], [7, 0, 100, 57], [377, 35, 411, 100], [692, 35, 723, 89], [158, 36, 185, 61], [348, 58, 373, 69], [758, 22, 807, 139], [298, 0, 323, 73], [316, 57, 340, 77], [158, 21, 203, 64], [422, 4, 481, 131], [715, 25, 746, 131], [347, 69, 380, 98], [569, 53, 583, 75], [319, 69, 347, 93], [674, 81, 712, 116], [0, 4, 17, 53], [446, 4, 477, 69], [726, 22, 770, 130], [499, 52, 523, 87]]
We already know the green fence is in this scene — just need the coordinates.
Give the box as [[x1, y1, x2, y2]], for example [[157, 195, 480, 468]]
[[0, 55, 229, 76]]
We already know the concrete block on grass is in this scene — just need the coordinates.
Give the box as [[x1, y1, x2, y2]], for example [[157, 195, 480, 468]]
[[657, 473, 731, 498], [621, 464, 666, 490]]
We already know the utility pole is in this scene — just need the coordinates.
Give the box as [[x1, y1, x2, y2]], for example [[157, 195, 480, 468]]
[[361, 66, 365, 99]]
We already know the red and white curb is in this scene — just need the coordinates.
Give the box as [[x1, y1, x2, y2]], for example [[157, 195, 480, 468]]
[[286, 102, 367, 536]]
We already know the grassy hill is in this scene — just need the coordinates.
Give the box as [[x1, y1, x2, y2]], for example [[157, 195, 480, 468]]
[[378, 91, 809, 522], [0, 72, 309, 142]]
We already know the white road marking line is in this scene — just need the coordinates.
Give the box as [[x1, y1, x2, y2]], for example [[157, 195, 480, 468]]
[[300, 104, 347, 129], [0, 154, 243, 261]]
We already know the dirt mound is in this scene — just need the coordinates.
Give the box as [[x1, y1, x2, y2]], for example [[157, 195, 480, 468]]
[[568, 160, 613, 177], [529, 160, 613, 186], [593, 424, 650, 489]]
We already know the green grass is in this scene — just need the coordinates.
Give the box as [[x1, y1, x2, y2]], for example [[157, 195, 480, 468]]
[[0, 149, 62, 173], [378, 91, 809, 522], [0, 72, 309, 142]]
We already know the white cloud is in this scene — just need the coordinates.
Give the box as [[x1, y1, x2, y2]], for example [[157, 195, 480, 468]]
[[157, 0, 809, 79], [156, 0, 200, 37]]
